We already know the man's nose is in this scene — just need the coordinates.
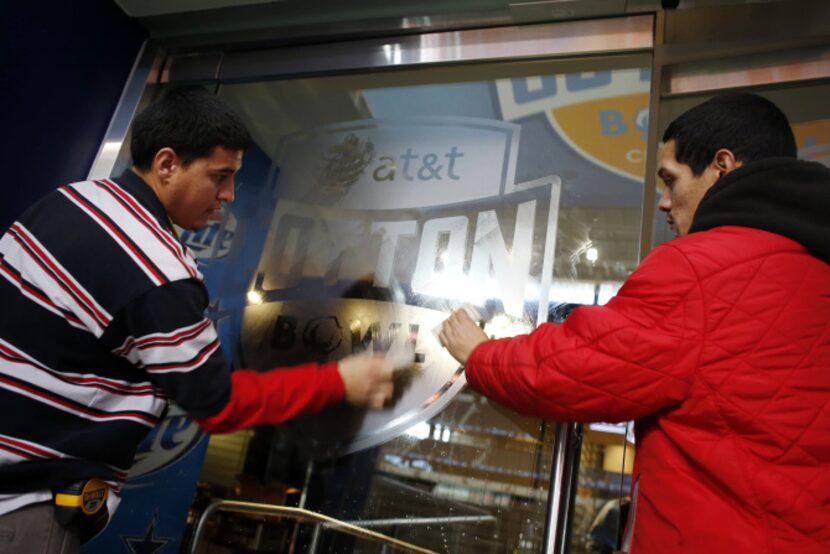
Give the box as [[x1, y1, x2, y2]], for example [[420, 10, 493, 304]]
[[219, 179, 235, 203], [657, 187, 671, 212]]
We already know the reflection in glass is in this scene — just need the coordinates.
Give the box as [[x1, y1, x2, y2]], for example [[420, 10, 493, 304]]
[[184, 60, 648, 552]]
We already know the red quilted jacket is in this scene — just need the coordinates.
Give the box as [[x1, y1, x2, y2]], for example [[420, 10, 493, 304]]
[[466, 159, 830, 553]]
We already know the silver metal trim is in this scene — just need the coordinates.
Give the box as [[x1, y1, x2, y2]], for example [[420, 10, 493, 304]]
[[655, 0, 830, 97], [288, 459, 315, 554], [219, 15, 653, 81], [559, 423, 581, 553], [87, 41, 166, 180], [141, 2, 661, 52], [639, 10, 664, 259], [542, 422, 569, 554], [541, 422, 583, 554], [667, 49, 830, 96], [621, 476, 639, 552], [343, 515, 497, 528], [188, 500, 437, 554]]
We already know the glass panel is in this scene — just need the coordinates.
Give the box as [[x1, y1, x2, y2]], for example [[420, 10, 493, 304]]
[[570, 422, 634, 553], [667, 45, 830, 95], [177, 56, 651, 553]]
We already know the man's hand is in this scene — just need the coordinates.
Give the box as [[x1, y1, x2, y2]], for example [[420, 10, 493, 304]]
[[438, 309, 489, 365], [337, 352, 394, 409]]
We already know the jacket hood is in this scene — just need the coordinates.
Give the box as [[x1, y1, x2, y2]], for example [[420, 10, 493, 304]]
[[690, 157, 830, 264]]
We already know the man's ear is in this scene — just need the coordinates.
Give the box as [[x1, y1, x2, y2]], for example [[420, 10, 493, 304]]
[[712, 148, 741, 177], [152, 147, 178, 184]]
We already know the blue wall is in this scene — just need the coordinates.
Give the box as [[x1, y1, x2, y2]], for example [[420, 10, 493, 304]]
[[1, 1, 147, 230]]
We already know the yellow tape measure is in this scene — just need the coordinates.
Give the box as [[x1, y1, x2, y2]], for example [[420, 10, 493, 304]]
[[55, 479, 108, 515]]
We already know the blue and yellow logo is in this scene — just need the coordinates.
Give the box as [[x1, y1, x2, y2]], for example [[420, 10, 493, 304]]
[[498, 69, 651, 181]]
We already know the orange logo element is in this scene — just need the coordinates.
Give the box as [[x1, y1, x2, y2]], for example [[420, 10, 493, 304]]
[[549, 93, 650, 182]]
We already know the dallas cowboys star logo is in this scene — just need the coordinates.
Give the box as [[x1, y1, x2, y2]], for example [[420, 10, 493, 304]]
[[121, 513, 172, 554]]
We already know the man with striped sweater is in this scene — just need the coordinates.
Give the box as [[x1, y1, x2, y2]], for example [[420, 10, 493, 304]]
[[0, 87, 394, 553]]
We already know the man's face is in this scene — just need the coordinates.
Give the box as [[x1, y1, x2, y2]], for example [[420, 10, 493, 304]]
[[164, 146, 243, 230], [657, 140, 721, 237]]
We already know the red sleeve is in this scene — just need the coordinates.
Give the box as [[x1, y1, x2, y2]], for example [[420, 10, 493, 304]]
[[194, 361, 345, 434], [466, 243, 704, 423]]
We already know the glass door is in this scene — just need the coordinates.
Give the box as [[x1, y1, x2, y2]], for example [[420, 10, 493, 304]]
[[187, 49, 652, 553], [88, 16, 655, 554]]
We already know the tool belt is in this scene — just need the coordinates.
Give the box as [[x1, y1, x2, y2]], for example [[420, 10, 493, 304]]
[[53, 479, 109, 544]]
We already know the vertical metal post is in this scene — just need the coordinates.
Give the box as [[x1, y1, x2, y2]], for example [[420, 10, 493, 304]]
[[308, 523, 323, 553], [288, 459, 315, 554], [541, 422, 582, 554], [560, 424, 583, 552], [639, 9, 666, 261]]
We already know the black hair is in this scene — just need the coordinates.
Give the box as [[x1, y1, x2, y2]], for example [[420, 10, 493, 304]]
[[662, 92, 797, 176], [130, 86, 252, 170]]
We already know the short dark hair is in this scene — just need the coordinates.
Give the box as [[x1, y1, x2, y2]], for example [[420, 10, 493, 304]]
[[130, 86, 251, 170], [662, 92, 797, 176]]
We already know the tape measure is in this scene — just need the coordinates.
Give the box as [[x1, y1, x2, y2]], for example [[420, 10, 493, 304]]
[[54, 479, 109, 542], [54, 479, 108, 516]]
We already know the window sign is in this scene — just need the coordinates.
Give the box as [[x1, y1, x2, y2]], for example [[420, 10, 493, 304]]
[[242, 117, 561, 456]]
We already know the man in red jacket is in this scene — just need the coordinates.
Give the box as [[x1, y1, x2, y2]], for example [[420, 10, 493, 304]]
[[440, 93, 830, 553]]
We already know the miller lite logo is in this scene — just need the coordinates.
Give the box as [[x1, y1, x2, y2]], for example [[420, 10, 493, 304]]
[[179, 212, 237, 261], [129, 406, 204, 479]]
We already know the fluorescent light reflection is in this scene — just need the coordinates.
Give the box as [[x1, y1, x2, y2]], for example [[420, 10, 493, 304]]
[[381, 43, 403, 65], [405, 421, 431, 440], [586, 247, 599, 262], [101, 140, 122, 155], [246, 290, 264, 305]]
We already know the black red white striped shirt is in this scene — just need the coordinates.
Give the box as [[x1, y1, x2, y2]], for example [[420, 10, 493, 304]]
[[0, 171, 230, 516], [0, 170, 345, 520]]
